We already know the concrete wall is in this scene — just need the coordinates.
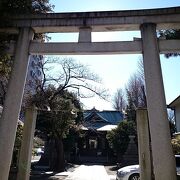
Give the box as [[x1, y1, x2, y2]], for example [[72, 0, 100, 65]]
[[176, 105, 180, 132]]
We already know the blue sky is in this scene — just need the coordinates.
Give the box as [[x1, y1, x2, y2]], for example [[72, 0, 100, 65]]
[[48, 0, 180, 110], [49, 0, 180, 12]]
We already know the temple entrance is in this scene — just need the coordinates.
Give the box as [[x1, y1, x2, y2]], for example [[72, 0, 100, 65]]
[[0, 7, 180, 180]]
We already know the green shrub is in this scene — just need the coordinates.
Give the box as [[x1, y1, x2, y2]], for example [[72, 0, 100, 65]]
[[106, 120, 136, 156]]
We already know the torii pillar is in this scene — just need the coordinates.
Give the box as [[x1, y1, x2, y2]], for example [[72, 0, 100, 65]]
[[0, 28, 34, 180], [140, 23, 176, 180], [17, 106, 37, 180]]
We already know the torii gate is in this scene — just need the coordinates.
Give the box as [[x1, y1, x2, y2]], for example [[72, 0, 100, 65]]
[[0, 6, 180, 180]]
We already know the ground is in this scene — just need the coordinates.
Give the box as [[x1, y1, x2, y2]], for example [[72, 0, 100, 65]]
[[9, 160, 180, 180], [29, 163, 117, 180]]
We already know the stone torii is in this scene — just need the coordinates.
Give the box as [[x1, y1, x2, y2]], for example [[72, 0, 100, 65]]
[[0, 6, 180, 180]]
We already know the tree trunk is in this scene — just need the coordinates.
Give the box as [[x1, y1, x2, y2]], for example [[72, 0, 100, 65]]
[[53, 137, 65, 172], [37, 137, 65, 172], [37, 140, 51, 166]]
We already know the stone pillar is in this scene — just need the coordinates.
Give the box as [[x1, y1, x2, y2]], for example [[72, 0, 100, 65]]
[[0, 27, 34, 180], [136, 109, 152, 180], [123, 135, 138, 165], [78, 27, 92, 43], [17, 106, 37, 180], [140, 23, 176, 180]]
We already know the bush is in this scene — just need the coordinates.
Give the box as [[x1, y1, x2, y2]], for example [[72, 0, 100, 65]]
[[172, 137, 180, 154], [33, 137, 44, 148], [106, 120, 136, 156]]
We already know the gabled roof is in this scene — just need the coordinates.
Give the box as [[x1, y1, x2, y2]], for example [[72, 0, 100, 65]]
[[82, 109, 123, 131], [168, 96, 180, 108], [83, 109, 124, 125], [96, 111, 123, 125]]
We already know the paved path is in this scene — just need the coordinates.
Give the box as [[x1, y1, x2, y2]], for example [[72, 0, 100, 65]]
[[65, 165, 110, 180]]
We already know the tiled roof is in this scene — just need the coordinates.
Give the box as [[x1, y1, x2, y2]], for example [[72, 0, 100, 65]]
[[82, 110, 123, 131], [96, 111, 123, 125], [83, 109, 124, 125]]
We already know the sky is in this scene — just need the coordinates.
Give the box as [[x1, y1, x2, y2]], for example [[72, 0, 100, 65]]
[[48, 0, 180, 110]]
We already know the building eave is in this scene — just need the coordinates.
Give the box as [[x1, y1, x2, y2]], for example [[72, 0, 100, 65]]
[[168, 95, 180, 108]]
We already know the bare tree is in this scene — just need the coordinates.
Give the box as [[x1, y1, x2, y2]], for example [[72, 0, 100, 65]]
[[126, 72, 146, 109], [137, 57, 145, 82], [112, 88, 126, 112], [112, 58, 146, 120], [32, 57, 108, 108], [125, 58, 147, 122], [136, 58, 147, 107]]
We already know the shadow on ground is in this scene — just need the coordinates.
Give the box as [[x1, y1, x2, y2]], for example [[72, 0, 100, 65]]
[[9, 159, 119, 180], [30, 162, 78, 180]]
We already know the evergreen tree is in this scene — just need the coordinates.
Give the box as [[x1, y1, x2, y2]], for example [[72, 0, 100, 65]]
[[0, 0, 54, 15], [34, 86, 83, 171], [159, 29, 180, 58], [106, 121, 136, 161]]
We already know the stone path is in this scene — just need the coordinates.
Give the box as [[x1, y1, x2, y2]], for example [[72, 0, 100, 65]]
[[65, 165, 111, 180], [30, 163, 117, 180]]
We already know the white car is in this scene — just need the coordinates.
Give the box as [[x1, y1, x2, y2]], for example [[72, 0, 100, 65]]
[[116, 155, 180, 180], [116, 165, 140, 180]]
